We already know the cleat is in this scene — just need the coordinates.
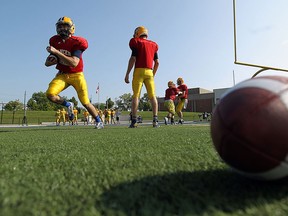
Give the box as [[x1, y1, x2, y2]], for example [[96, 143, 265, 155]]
[[129, 119, 137, 128], [164, 117, 168, 125], [178, 119, 184, 124], [153, 121, 160, 128], [95, 122, 104, 129], [129, 123, 138, 128], [67, 102, 74, 121]]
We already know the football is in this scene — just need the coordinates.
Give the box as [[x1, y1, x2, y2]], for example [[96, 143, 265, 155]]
[[47, 54, 58, 63], [211, 76, 288, 181]]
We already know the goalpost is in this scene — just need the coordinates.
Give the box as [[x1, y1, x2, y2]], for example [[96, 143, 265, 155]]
[[233, 0, 288, 77]]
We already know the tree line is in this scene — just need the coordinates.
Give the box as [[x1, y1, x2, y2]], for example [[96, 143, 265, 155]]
[[3, 91, 152, 112]]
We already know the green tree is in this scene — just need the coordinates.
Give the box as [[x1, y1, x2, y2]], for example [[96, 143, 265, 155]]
[[27, 92, 54, 111], [27, 92, 79, 111], [68, 96, 78, 107], [4, 100, 23, 111], [105, 98, 114, 109], [27, 92, 66, 111], [118, 93, 132, 111]]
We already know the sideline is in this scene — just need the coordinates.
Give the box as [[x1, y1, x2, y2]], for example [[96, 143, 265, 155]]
[[0, 120, 210, 128]]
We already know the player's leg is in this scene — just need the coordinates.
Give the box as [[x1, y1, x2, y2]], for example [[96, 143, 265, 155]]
[[164, 101, 169, 125], [46, 74, 74, 120], [130, 69, 144, 128], [176, 99, 184, 124], [170, 102, 176, 125], [71, 73, 103, 129], [143, 69, 159, 127]]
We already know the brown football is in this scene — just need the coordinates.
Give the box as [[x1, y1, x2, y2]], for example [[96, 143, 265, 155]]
[[211, 76, 288, 180]]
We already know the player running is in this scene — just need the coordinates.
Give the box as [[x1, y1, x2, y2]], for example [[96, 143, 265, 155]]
[[45, 16, 103, 129]]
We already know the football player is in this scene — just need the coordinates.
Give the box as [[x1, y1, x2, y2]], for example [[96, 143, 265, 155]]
[[124, 26, 160, 128], [164, 81, 179, 125], [55, 109, 61, 126], [176, 77, 188, 124], [45, 17, 103, 129]]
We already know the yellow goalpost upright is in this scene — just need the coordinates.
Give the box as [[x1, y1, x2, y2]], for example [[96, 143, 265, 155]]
[[233, 0, 288, 77]]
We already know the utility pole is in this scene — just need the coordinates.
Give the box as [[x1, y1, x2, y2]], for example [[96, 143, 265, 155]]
[[22, 90, 28, 126]]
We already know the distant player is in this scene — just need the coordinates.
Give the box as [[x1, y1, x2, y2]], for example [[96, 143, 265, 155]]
[[72, 108, 78, 125], [124, 26, 159, 128], [176, 77, 188, 124], [83, 109, 89, 125], [45, 16, 103, 129], [60, 108, 66, 125], [110, 109, 116, 124], [164, 81, 179, 125], [55, 109, 61, 126], [115, 108, 121, 124]]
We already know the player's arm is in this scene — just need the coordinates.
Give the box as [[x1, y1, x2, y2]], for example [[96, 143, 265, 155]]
[[152, 53, 159, 76], [46, 46, 81, 68], [125, 55, 136, 84]]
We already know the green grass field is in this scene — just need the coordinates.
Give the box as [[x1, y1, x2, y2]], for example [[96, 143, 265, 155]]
[[0, 124, 288, 216]]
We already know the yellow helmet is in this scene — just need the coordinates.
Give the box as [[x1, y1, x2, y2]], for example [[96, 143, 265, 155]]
[[56, 16, 75, 37], [168, 81, 174, 87], [177, 77, 184, 85], [133, 26, 148, 38]]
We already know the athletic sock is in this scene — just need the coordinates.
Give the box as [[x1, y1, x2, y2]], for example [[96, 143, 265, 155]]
[[153, 115, 158, 122], [95, 115, 101, 123], [61, 101, 70, 107]]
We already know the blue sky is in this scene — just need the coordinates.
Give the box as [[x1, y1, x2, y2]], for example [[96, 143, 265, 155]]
[[1, 0, 288, 105]]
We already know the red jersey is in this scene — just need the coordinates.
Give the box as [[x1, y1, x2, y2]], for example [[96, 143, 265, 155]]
[[177, 84, 188, 99], [165, 87, 179, 101], [129, 37, 158, 69], [49, 35, 88, 73]]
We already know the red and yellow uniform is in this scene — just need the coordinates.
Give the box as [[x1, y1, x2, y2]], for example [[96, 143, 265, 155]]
[[129, 37, 158, 99], [46, 35, 91, 105], [164, 85, 179, 115], [125, 26, 160, 128], [176, 83, 188, 113], [49, 35, 87, 73]]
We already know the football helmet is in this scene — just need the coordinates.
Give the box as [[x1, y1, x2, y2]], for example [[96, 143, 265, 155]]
[[56, 16, 75, 37], [133, 26, 148, 38], [177, 77, 184, 85]]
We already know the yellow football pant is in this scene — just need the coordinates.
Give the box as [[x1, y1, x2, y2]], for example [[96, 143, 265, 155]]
[[132, 68, 156, 99], [164, 100, 175, 115], [46, 72, 90, 105], [176, 98, 185, 113]]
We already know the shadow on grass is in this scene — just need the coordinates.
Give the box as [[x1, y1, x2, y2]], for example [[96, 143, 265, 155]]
[[100, 169, 288, 215]]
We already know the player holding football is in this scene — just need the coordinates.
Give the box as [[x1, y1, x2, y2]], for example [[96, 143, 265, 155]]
[[124, 26, 160, 128], [164, 81, 179, 125], [45, 16, 103, 129], [176, 77, 188, 124]]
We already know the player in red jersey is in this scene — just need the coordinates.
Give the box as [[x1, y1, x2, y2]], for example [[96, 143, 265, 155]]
[[164, 81, 179, 125], [45, 17, 103, 129], [176, 77, 188, 124], [124, 26, 159, 128]]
